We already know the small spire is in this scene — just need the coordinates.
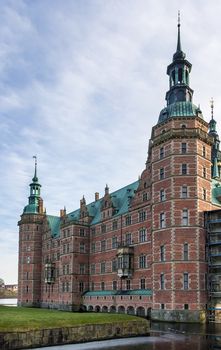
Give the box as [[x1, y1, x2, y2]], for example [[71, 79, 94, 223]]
[[210, 97, 214, 120], [177, 10, 181, 52], [32, 155, 38, 182]]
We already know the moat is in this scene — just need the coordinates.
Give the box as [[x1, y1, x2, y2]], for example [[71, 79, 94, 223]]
[[30, 322, 221, 350]]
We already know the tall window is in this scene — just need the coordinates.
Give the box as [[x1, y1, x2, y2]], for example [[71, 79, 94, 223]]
[[139, 210, 146, 222], [101, 240, 106, 251], [80, 228, 85, 237], [160, 245, 165, 262], [203, 146, 206, 157], [112, 259, 117, 272], [160, 189, 165, 201], [160, 147, 164, 159], [80, 264, 85, 274], [80, 242, 85, 253], [139, 255, 146, 269], [139, 228, 146, 243], [203, 167, 206, 178], [91, 282, 94, 291], [101, 224, 106, 233], [91, 242, 95, 253], [183, 243, 188, 261], [181, 186, 188, 198], [125, 215, 132, 226], [183, 273, 189, 290], [203, 188, 207, 201], [181, 163, 187, 175], [160, 273, 165, 290], [125, 232, 132, 245], [112, 220, 118, 230], [126, 279, 131, 290], [182, 209, 188, 226], [79, 281, 84, 292], [160, 213, 165, 228], [143, 192, 148, 201], [101, 281, 105, 291], [140, 278, 146, 289], [91, 264, 95, 274], [160, 168, 165, 180], [181, 142, 187, 154], [113, 280, 117, 290], [101, 262, 106, 274], [112, 236, 118, 249]]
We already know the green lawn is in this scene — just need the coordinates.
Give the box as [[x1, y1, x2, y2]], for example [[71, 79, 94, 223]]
[[0, 306, 144, 332]]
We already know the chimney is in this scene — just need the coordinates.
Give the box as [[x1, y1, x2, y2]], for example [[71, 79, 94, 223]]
[[95, 192, 99, 201]]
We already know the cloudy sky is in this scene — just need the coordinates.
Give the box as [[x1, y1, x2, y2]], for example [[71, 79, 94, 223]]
[[1, 0, 221, 284]]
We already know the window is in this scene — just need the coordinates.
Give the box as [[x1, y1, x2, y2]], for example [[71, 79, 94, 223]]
[[101, 282, 105, 291], [91, 243, 95, 253], [112, 259, 117, 272], [101, 224, 106, 233], [80, 228, 85, 237], [160, 168, 165, 180], [160, 147, 164, 159], [139, 228, 146, 243], [183, 243, 188, 261], [160, 273, 165, 289], [91, 282, 94, 291], [181, 163, 187, 175], [160, 189, 165, 201], [160, 245, 165, 262], [112, 236, 118, 249], [184, 304, 189, 310], [160, 213, 165, 228], [125, 232, 132, 245], [203, 188, 206, 201], [161, 303, 165, 309], [91, 227, 96, 236], [125, 215, 132, 226], [101, 240, 106, 252], [182, 209, 188, 226], [101, 262, 106, 274], [27, 256, 30, 264], [139, 211, 146, 222], [112, 220, 118, 230], [91, 264, 95, 274], [203, 146, 206, 157], [126, 279, 131, 290], [181, 186, 188, 198], [183, 273, 189, 290], [79, 264, 85, 274], [203, 167, 206, 178], [143, 192, 148, 201], [80, 242, 85, 253], [140, 278, 145, 289], [181, 142, 187, 154], [113, 280, 117, 290], [79, 281, 84, 292], [139, 255, 146, 269]]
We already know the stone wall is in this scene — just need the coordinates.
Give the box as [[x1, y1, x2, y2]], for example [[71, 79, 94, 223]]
[[0, 320, 149, 350]]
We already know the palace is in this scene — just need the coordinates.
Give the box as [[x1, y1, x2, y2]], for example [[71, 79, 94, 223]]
[[18, 20, 221, 323]]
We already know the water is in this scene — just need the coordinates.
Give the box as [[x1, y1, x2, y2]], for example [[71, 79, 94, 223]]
[[28, 322, 221, 350], [0, 298, 17, 306]]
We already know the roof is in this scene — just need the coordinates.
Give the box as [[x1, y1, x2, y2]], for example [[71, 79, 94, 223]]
[[158, 101, 201, 124], [212, 179, 221, 207], [46, 180, 139, 237], [23, 203, 39, 214], [67, 180, 139, 226], [47, 215, 60, 238], [83, 289, 152, 297]]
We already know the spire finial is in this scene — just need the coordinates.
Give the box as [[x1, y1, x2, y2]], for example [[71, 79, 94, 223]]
[[177, 10, 182, 52], [210, 97, 214, 120], [32, 155, 38, 182]]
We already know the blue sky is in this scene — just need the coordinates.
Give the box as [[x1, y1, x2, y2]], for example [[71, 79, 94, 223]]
[[1, 0, 221, 284]]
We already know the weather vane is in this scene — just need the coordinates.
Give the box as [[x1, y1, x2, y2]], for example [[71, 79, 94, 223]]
[[210, 98, 214, 119]]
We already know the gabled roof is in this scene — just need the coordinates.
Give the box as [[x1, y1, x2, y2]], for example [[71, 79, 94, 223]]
[[83, 289, 152, 297], [47, 180, 139, 237]]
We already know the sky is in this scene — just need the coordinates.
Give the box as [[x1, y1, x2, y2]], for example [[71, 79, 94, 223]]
[[1, 0, 221, 284]]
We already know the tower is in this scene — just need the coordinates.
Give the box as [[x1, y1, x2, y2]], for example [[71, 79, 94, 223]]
[[18, 157, 44, 306], [150, 16, 214, 322]]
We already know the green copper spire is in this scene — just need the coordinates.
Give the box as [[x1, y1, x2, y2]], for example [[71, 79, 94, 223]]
[[23, 156, 42, 214], [209, 99, 220, 179]]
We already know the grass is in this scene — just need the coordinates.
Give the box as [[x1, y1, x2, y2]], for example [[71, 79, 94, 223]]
[[0, 306, 145, 332]]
